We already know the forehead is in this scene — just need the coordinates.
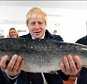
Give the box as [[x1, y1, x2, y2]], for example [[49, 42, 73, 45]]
[[29, 14, 46, 22]]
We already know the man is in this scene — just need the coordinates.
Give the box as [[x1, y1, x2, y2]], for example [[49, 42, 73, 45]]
[[0, 7, 81, 84], [76, 35, 87, 84]]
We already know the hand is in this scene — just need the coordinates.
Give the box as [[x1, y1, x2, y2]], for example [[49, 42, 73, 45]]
[[6, 55, 24, 76], [60, 55, 82, 76], [0, 55, 24, 76]]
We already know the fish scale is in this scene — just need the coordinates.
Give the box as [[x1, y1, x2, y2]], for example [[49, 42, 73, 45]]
[[0, 38, 87, 72]]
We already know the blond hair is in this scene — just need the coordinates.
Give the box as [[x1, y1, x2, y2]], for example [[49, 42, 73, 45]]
[[26, 7, 47, 25]]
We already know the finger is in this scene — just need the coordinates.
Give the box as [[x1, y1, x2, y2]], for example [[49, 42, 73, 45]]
[[67, 55, 77, 74], [60, 62, 66, 74], [63, 56, 70, 74], [73, 55, 82, 70], [6, 55, 18, 71], [16, 60, 24, 74], [12, 56, 23, 72], [0, 55, 8, 69]]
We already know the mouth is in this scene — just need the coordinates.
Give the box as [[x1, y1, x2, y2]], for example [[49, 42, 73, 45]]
[[33, 30, 42, 35], [35, 31, 41, 34]]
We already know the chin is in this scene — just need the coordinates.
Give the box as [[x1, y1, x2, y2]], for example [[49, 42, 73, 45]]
[[35, 35, 43, 39]]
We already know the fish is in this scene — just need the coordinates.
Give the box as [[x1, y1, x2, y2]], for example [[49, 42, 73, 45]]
[[0, 38, 87, 73]]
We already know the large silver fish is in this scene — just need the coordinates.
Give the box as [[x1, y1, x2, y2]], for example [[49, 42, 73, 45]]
[[0, 38, 87, 73]]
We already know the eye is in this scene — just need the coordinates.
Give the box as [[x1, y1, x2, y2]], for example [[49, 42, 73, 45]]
[[31, 21, 36, 25], [38, 21, 43, 25]]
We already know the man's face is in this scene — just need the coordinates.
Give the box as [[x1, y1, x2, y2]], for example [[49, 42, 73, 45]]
[[27, 15, 46, 39]]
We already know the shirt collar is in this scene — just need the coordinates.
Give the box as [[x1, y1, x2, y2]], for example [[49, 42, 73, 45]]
[[31, 32, 45, 40]]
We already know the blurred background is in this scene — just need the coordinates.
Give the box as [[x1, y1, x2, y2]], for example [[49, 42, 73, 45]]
[[0, 1, 87, 43]]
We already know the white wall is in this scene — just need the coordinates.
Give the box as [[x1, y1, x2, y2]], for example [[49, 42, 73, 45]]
[[0, 1, 87, 43]]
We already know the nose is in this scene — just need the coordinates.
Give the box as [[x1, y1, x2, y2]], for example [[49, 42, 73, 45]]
[[34, 22, 40, 29]]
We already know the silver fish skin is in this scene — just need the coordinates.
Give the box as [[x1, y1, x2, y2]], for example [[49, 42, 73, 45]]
[[0, 38, 87, 73]]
